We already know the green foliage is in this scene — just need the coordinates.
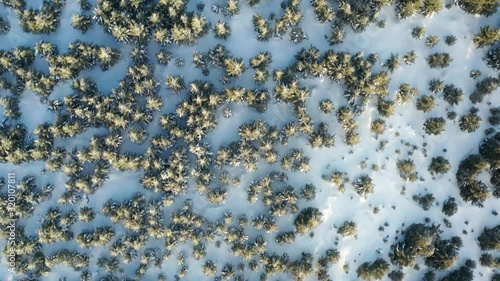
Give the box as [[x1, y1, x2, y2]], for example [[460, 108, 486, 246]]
[[397, 158, 417, 181], [485, 46, 499, 70], [423, 117, 446, 135], [311, 0, 334, 22], [76, 226, 115, 248], [290, 27, 308, 44], [479, 132, 500, 169], [459, 113, 481, 133], [416, 95, 436, 113], [319, 99, 334, 114], [458, 0, 498, 16], [338, 220, 357, 237], [429, 79, 444, 93], [445, 35, 457, 45], [356, 258, 390, 280], [479, 253, 500, 268], [470, 76, 499, 103], [395, 0, 425, 18], [478, 225, 500, 251], [429, 156, 451, 175], [473, 26, 500, 48], [396, 83, 419, 104], [388, 270, 404, 281], [353, 175, 374, 196], [329, 23, 345, 45], [427, 53, 453, 68], [252, 14, 272, 41], [71, 13, 92, 33], [442, 84, 464, 105], [442, 197, 458, 216], [385, 53, 400, 72], [390, 223, 440, 266], [213, 21, 231, 40], [0, 17, 9, 34], [371, 119, 386, 135], [412, 26, 425, 39], [377, 98, 395, 117], [426, 35, 440, 48], [0, 96, 21, 119], [19, 1, 65, 34], [294, 207, 323, 235], [300, 183, 316, 201], [275, 231, 296, 245], [459, 179, 490, 207], [439, 260, 475, 281], [425, 236, 462, 269], [413, 193, 436, 210], [403, 50, 417, 64]]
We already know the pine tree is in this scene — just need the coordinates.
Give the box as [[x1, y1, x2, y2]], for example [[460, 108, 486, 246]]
[[459, 113, 481, 132], [473, 26, 500, 48], [478, 225, 500, 250], [71, 13, 92, 33], [423, 117, 446, 135], [445, 35, 457, 45], [213, 21, 231, 40], [412, 26, 425, 39], [458, 0, 498, 16], [426, 35, 440, 47]]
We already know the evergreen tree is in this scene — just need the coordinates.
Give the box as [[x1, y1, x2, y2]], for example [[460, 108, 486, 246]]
[[442, 197, 458, 216], [428, 156, 451, 175], [213, 21, 231, 40], [426, 35, 440, 48], [427, 53, 453, 68], [445, 35, 457, 45], [485, 46, 499, 70], [459, 113, 481, 133], [473, 26, 500, 48], [412, 26, 425, 39], [423, 117, 446, 135], [71, 13, 93, 33], [357, 258, 390, 280], [294, 207, 322, 235], [416, 95, 436, 113]]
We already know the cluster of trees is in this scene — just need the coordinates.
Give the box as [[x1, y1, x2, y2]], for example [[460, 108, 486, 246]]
[[394, 0, 442, 19], [93, 0, 208, 45], [0, 176, 52, 223]]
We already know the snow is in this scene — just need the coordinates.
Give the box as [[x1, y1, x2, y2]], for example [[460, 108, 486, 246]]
[[0, 0, 499, 280]]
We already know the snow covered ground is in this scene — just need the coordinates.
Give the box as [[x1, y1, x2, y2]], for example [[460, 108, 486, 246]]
[[0, 0, 498, 280]]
